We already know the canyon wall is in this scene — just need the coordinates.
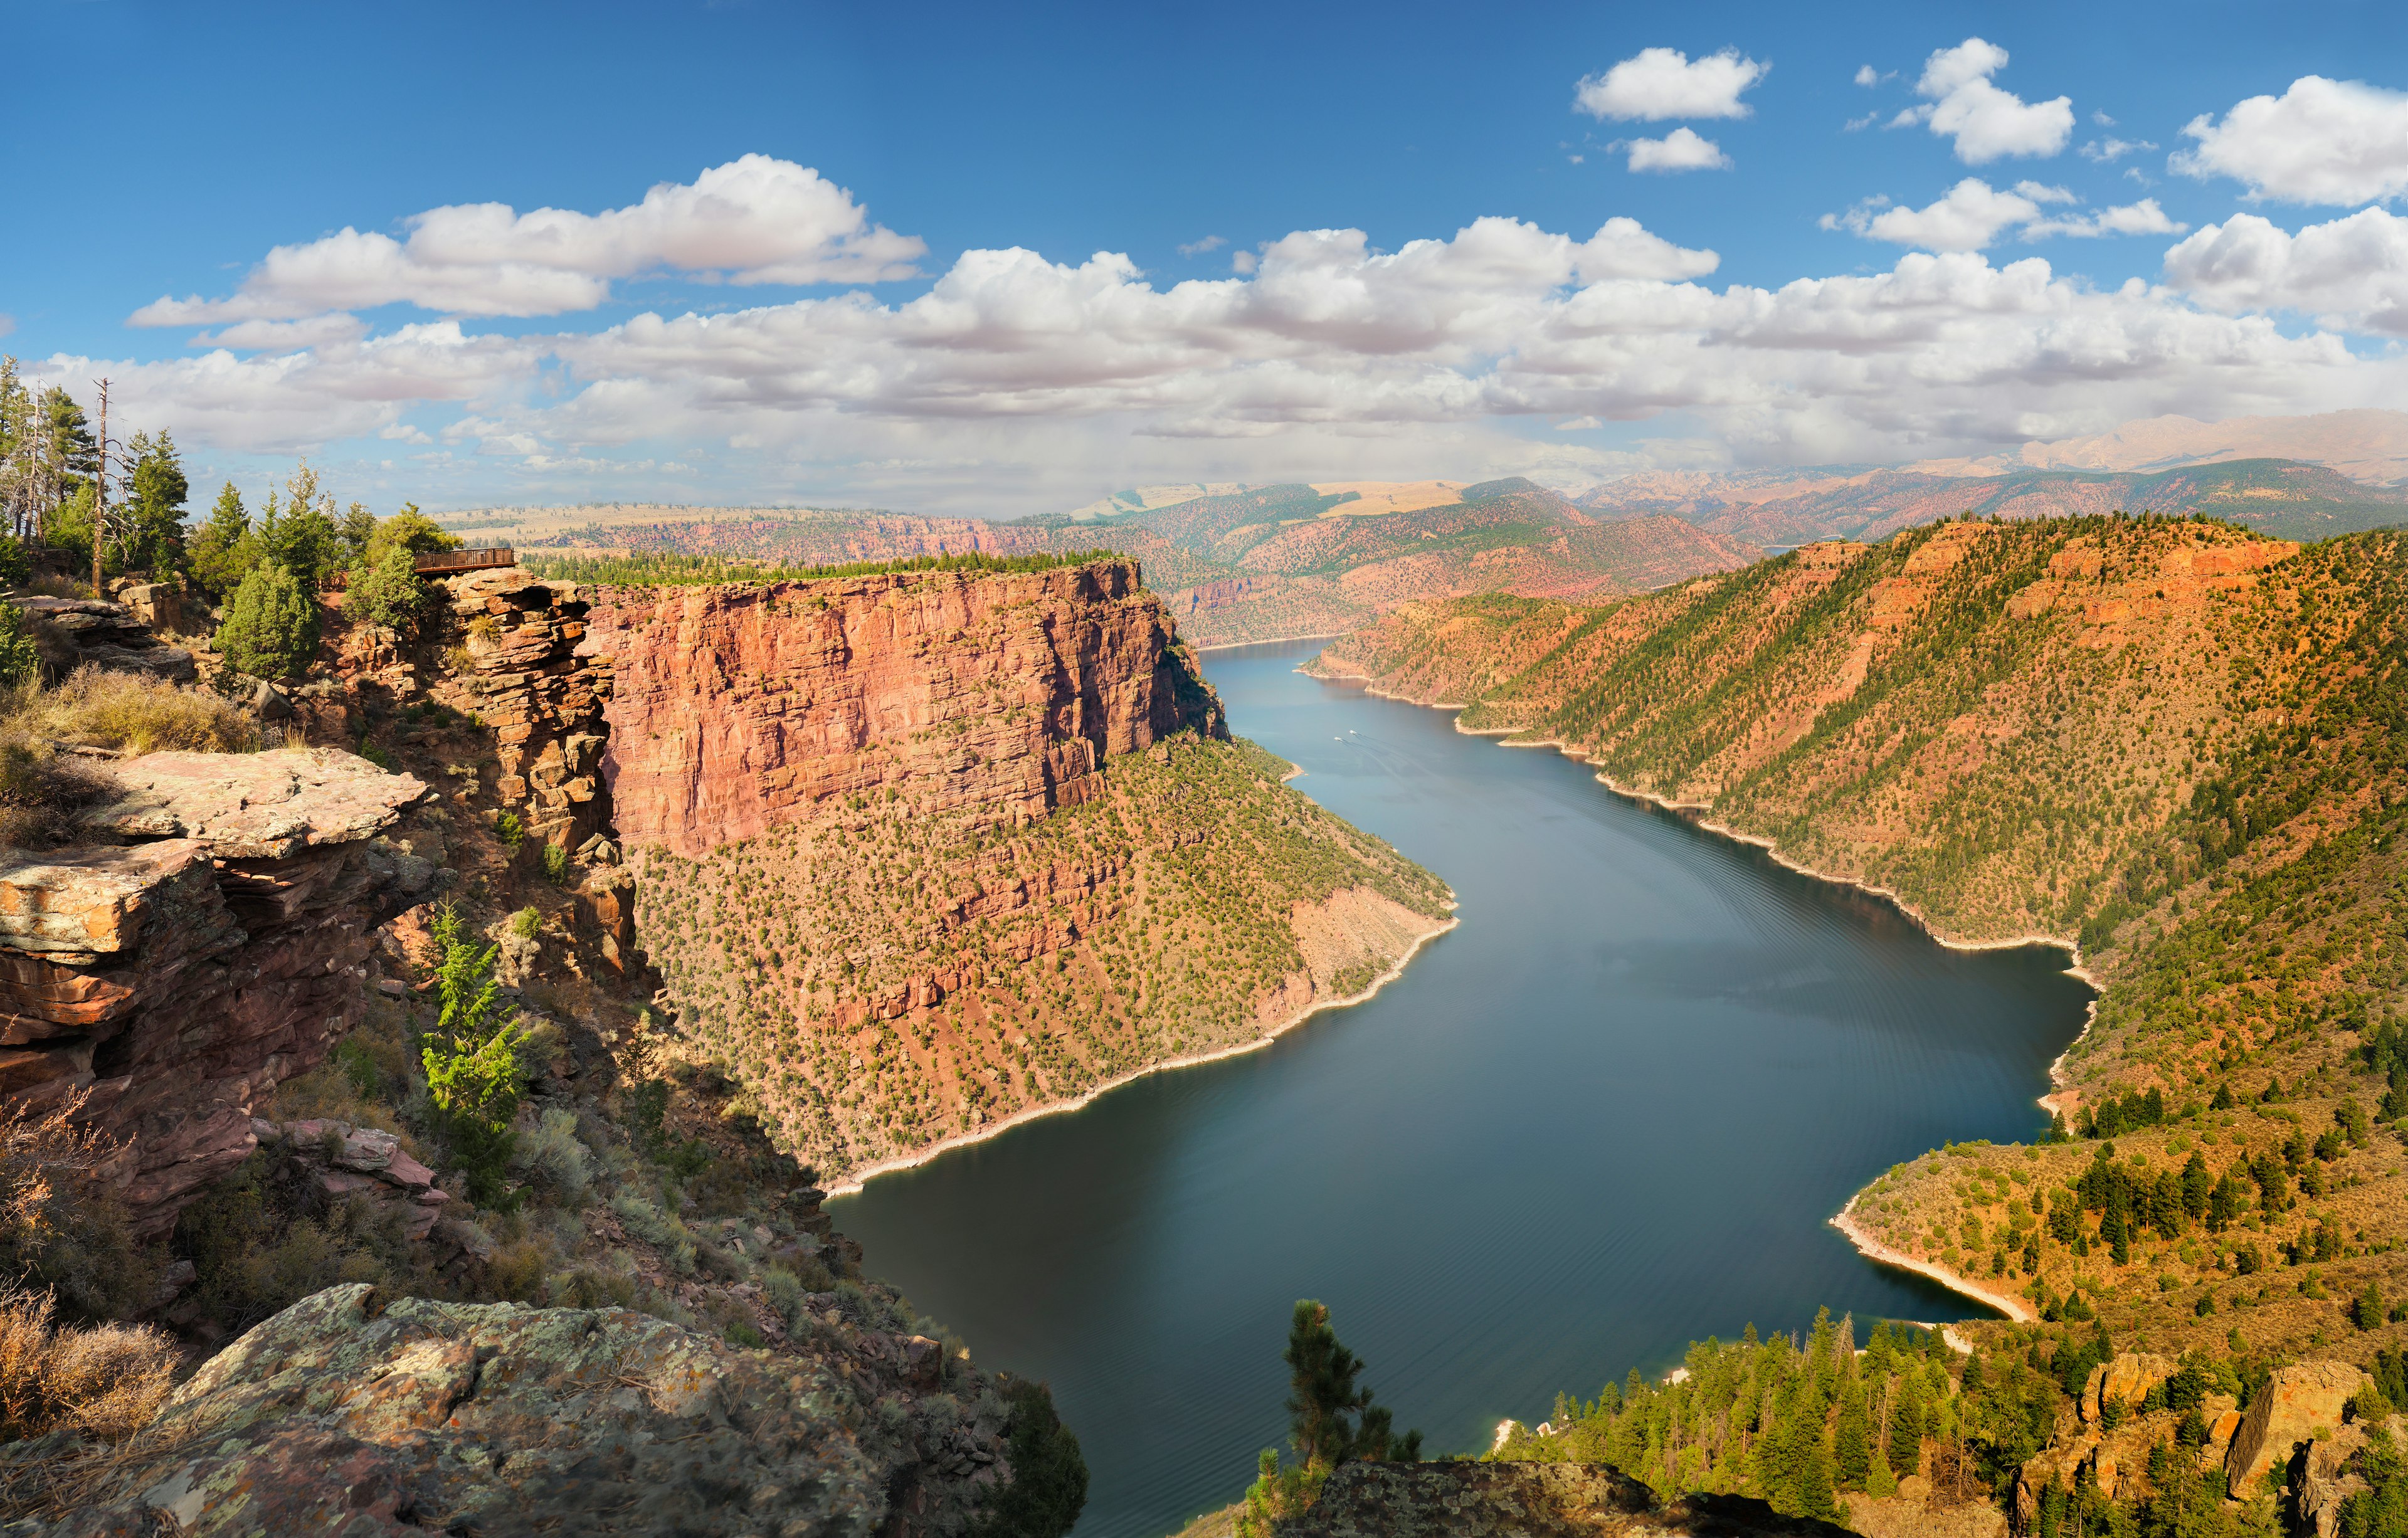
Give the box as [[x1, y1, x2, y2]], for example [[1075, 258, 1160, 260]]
[[583, 559, 1223, 856], [549, 557, 1445, 1180]]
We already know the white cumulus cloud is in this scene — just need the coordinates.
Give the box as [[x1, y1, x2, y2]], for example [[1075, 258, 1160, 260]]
[[1622, 128, 1733, 173], [2173, 76, 2408, 206], [1575, 48, 1768, 121], [1891, 38, 2074, 163], [2165, 208, 2408, 334], [1827, 179, 2186, 250], [129, 155, 924, 326]]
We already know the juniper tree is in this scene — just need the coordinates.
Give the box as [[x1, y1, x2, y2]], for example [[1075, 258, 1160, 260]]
[[420, 903, 524, 1203], [215, 562, 318, 679]]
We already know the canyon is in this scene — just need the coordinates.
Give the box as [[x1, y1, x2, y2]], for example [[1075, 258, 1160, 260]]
[[1311, 516, 2408, 1376]]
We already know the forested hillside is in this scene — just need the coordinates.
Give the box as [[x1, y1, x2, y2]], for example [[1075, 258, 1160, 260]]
[[1315, 517, 2408, 1376]]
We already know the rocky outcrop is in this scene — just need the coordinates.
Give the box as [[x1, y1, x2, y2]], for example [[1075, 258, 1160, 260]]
[[1272, 1463, 1854, 1537], [2080, 1352, 2173, 1423], [5, 595, 194, 683], [28, 1282, 1012, 1537], [584, 559, 1225, 856], [2226, 1361, 2368, 1497], [0, 749, 446, 1236], [435, 569, 614, 853]]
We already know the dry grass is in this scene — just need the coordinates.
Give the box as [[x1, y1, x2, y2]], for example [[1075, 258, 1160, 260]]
[[16, 577, 96, 602], [0, 1289, 175, 1443], [0, 733, 117, 850], [8, 668, 258, 756]]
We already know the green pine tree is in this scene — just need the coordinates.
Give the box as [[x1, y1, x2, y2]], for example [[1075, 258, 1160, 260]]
[[189, 483, 256, 600], [420, 903, 524, 1203], [216, 562, 320, 679], [1888, 1374, 1923, 1477], [342, 542, 433, 635], [118, 429, 189, 576], [1834, 1377, 1871, 1490], [0, 606, 40, 689]]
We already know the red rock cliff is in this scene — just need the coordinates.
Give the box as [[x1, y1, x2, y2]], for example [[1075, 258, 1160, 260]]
[[581, 559, 1224, 856]]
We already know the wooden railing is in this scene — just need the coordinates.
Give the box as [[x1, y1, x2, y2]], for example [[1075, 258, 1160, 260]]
[[413, 546, 515, 574]]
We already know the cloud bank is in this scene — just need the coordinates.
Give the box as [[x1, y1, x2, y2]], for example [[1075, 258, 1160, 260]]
[[131, 155, 922, 325]]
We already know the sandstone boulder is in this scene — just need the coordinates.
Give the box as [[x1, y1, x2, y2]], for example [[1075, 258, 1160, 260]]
[[2082, 1352, 2174, 1423], [2227, 1361, 2368, 1497], [29, 1282, 970, 1536]]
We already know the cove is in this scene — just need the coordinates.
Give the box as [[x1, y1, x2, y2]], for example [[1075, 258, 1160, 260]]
[[828, 639, 2093, 1538]]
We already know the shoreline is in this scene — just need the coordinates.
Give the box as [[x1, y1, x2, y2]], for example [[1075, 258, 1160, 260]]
[[1832, 1204, 2037, 1324], [1197, 631, 1344, 653], [1303, 644, 2095, 1325], [825, 909, 1459, 1198]]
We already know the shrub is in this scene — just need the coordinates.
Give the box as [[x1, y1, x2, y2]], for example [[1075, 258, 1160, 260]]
[[420, 904, 523, 1203], [512, 1109, 592, 1203], [542, 841, 570, 886], [214, 562, 319, 680], [0, 609, 37, 692], [9, 666, 258, 754], [968, 1378, 1089, 1538], [508, 907, 542, 940], [0, 538, 30, 592], [0, 1289, 176, 1443], [0, 1092, 149, 1321], [495, 810, 525, 849], [341, 543, 433, 635], [172, 1152, 411, 1332], [0, 731, 117, 850]]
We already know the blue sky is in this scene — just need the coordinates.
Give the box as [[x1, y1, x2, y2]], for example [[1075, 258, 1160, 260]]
[[6, 0, 2406, 515]]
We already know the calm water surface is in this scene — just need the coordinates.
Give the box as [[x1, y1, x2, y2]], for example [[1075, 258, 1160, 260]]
[[830, 640, 2091, 1537]]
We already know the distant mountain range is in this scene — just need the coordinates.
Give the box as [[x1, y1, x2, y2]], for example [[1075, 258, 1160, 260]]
[[441, 478, 1756, 648], [1576, 457, 2408, 548], [441, 409, 2408, 640]]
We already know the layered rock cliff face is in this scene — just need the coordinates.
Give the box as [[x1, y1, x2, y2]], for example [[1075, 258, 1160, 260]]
[[556, 558, 1446, 1181], [0, 749, 446, 1236], [583, 559, 1225, 855]]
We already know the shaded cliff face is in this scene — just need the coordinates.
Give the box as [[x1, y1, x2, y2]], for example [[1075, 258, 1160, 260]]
[[0, 750, 445, 1236], [585, 560, 1224, 858]]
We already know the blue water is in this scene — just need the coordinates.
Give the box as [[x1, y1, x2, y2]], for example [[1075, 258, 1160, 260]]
[[830, 640, 2091, 1537]]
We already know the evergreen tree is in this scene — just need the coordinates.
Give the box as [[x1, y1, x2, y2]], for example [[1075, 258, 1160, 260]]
[[45, 484, 95, 579], [1888, 1374, 1923, 1477], [256, 466, 342, 589], [215, 562, 319, 678], [37, 388, 95, 496], [189, 483, 256, 600], [342, 541, 433, 635], [0, 605, 40, 689], [1793, 1425, 1840, 1521], [118, 429, 189, 576], [420, 903, 524, 1204], [338, 501, 378, 562], [1834, 1376, 1872, 1490]]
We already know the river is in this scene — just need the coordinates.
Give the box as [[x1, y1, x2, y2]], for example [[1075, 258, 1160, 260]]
[[828, 639, 2093, 1537]]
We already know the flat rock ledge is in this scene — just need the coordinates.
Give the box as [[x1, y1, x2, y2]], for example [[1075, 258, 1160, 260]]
[[10, 1283, 918, 1537], [1274, 1463, 1856, 1538], [85, 747, 433, 858]]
